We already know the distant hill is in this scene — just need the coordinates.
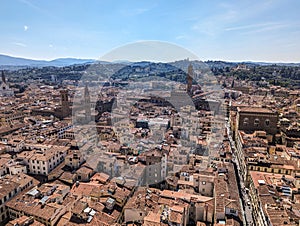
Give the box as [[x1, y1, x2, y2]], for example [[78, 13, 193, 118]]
[[111, 61, 187, 82], [0, 54, 96, 68], [1, 54, 299, 69], [0, 54, 46, 66], [48, 58, 96, 66]]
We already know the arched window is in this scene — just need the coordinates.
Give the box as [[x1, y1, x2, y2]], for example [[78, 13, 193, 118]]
[[254, 118, 260, 127], [265, 119, 270, 126], [243, 118, 249, 126]]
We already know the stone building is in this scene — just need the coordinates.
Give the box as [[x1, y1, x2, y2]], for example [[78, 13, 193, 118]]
[[236, 107, 278, 138], [0, 71, 13, 97]]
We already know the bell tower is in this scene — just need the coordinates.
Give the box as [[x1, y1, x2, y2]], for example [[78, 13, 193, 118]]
[[187, 64, 193, 95], [84, 84, 91, 122], [2, 71, 6, 83], [60, 89, 70, 117], [0, 70, 13, 96]]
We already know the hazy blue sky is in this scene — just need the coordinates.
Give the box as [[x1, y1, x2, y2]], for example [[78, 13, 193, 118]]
[[1, 0, 300, 62]]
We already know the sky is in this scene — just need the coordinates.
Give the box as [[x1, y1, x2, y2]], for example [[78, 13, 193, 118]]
[[1, 0, 300, 62]]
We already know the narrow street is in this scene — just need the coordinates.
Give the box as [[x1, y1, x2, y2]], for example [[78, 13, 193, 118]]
[[225, 120, 254, 226]]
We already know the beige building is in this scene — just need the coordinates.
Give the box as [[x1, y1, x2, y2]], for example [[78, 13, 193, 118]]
[[236, 107, 278, 138], [193, 172, 214, 197], [6, 183, 70, 226], [0, 173, 37, 224], [248, 171, 300, 226], [124, 187, 214, 225], [65, 150, 85, 170], [17, 145, 69, 176]]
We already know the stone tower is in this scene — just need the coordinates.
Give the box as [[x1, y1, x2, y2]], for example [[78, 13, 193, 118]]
[[2, 71, 6, 83], [60, 90, 70, 118], [187, 64, 193, 95], [84, 84, 91, 122], [0, 71, 13, 96]]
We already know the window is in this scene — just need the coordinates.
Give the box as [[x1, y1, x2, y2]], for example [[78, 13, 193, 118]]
[[230, 209, 236, 214], [140, 213, 143, 217], [254, 118, 260, 127], [202, 181, 206, 185], [265, 119, 270, 126], [243, 118, 249, 126]]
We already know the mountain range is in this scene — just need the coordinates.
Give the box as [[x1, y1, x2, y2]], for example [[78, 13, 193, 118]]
[[0, 54, 300, 69], [0, 54, 96, 68]]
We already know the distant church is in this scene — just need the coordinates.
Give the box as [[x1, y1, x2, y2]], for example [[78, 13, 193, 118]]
[[0, 71, 14, 97], [31, 88, 71, 119]]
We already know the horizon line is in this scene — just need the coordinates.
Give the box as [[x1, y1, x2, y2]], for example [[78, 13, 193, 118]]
[[1, 53, 300, 64]]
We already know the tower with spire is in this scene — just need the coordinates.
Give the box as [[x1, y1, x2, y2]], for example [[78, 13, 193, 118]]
[[2, 71, 6, 83], [187, 64, 193, 95], [0, 71, 13, 96], [84, 84, 91, 122]]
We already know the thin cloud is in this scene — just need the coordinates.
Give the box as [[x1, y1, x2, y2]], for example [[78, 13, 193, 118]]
[[175, 35, 187, 40], [134, 8, 149, 15], [120, 4, 156, 17], [12, 42, 27, 47], [191, 9, 238, 37], [19, 0, 55, 19], [225, 22, 283, 31], [242, 23, 290, 35], [19, 0, 42, 12]]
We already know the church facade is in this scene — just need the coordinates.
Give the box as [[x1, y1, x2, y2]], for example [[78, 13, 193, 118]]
[[0, 71, 14, 97]]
